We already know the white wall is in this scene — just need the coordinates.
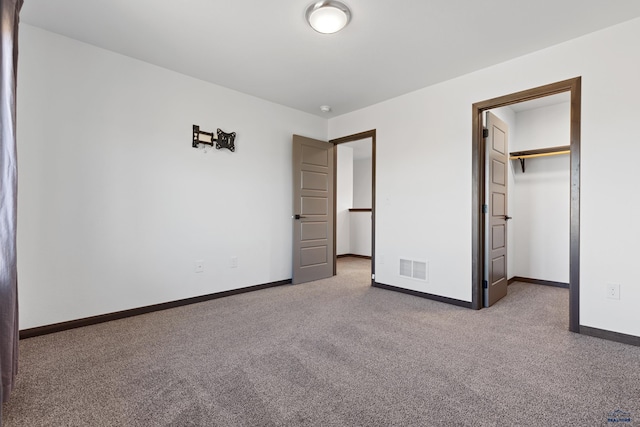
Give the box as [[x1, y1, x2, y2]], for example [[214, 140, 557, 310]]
[[336, 147, 372, 257], [17, 25, 327, 329], [350, 157, 372, 257], [329, 17, 640, 337], [349, 212, 371, 257], [353, 158, 372, 208], [336, 146, 353, 255], [511, 102, 570, 283]]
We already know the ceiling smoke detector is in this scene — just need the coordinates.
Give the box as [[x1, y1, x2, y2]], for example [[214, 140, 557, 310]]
[[320, 105, 332, 113]]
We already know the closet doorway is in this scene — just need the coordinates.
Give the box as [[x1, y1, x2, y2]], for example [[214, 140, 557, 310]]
[[486, 93, 571, 307], [472, 77, 581, 332], [331, 130, 376, 281]]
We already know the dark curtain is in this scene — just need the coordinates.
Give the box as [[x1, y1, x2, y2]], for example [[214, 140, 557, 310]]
[[0, 0, 23, 414]]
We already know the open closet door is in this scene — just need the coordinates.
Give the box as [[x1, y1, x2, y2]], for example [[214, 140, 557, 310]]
[[292, 135, 335, 285], [484, 112, 510, 307]]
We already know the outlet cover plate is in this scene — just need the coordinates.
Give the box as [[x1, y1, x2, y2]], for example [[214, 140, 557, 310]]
[[606, 284, 620, 300], [195, 260, 204, 273]]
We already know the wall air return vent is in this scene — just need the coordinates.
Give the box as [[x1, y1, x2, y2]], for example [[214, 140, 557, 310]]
[[400, 259, 413, 278], [399, 259, 429, 282]]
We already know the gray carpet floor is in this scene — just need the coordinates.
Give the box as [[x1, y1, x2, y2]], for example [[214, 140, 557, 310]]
[[2, 257, 639, 426]]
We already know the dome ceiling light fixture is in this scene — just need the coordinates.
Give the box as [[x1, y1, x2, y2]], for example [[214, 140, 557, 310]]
[[305, 1, 352, 34]]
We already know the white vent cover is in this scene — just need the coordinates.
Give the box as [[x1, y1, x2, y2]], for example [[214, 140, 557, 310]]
[[412, 261, 427, 281], [399, 259, 413, 277], [399, 259, 429, 281]]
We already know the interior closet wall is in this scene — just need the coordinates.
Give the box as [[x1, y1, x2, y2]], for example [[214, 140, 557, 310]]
[[350, 157, 372, 256], [491, 102, 569, 284], [336, 142, 372, 258], [336, 146, 354, 255], [511, 102, 570, 283]]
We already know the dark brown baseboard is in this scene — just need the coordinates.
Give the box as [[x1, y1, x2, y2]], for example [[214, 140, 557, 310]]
[[508, 276, 569, 289], [337, 254, 372, 259], [372, 281, 472, 309], [580, 326, 640, 347], [20, 279, 291, 339]]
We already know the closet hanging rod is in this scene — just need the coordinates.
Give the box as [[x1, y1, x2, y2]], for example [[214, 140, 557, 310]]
[[509, 145, 570, 172], [509, 150, 570, 160]]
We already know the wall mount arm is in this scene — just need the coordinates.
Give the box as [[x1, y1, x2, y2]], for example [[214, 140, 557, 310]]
[[193, 125, 214, 147]]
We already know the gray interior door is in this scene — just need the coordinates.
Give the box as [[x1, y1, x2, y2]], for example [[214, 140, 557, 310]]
[[292, 135, 335, 285], [484, 112, 509, 307]]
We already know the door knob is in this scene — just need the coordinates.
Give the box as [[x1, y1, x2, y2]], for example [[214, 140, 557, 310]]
[[504, 215, 512, 221], [293, 214, 307, 220]]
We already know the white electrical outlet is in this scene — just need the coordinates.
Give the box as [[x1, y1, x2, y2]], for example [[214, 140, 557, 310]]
[[230, 256, 238, 268], [606, 284, 620, 300], [194, 260, 204, 273]]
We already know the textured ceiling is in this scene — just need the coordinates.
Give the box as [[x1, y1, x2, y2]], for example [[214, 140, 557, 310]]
[[20, 1, 640, 117]]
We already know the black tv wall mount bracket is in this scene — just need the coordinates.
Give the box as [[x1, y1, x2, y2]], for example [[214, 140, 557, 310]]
[[192, 125, 236, 152]]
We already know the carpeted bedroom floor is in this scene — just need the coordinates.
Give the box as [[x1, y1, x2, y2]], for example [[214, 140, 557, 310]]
[[2, 257, 639, 426]]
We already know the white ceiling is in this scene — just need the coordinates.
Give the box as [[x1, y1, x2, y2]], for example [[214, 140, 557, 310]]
[[20, 1, 640, 118]]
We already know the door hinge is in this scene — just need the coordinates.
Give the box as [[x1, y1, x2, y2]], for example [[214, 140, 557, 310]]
[[483, 280, 488, 289], [483, 128, 489, 138], [482, 204, 488, 214]]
